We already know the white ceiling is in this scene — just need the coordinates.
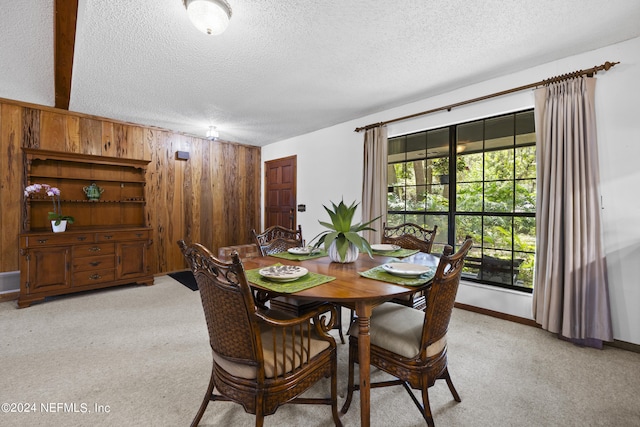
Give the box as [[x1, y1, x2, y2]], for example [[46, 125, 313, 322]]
[[1, 0, 640, 146]]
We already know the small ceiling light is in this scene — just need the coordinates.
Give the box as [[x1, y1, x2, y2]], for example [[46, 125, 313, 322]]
[[183, 0, 232, 35], [206, 126, 219, 140]]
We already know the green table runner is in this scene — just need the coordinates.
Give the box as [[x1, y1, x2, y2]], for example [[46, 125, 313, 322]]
[[372, 248, 420, 258], [270, 250, 328, 261], [359, 265, 435, 286], [246, 264, 335, 293]]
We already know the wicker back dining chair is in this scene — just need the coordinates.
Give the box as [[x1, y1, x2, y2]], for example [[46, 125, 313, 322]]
[[178, 240, 342, 427], [251, 225, 345, 343], [252, 225, 304, 256], [341, 237, 473, 427], [382, 222, 438, 310], [382, 222, 438, 254]]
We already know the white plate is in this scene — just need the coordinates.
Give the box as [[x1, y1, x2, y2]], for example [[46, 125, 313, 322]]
[[259, 265, 309, 282], [371, 244, 401, 252], [288, 247, 311, 255], [382, 262, 431, 277]]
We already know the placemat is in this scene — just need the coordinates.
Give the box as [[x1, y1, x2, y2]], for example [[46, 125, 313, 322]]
[[246, 264, 335, 293], [270, 250, 328, 261], [359, 265, 435, 286], [372, 248, 420, 258]]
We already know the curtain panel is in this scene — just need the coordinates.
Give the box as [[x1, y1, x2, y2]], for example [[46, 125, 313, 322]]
[[533, 76, 613, 348], [361, 126, 388, 244]]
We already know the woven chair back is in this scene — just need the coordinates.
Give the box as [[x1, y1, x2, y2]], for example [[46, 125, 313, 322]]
[[422, 238, 473, 349], [252, 225, 303, 255], [178, 240, 258, 363], [382, 222, 437, 253]]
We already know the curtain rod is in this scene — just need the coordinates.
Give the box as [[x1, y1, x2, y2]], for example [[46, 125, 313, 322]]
[[354, 60, 619, 133]]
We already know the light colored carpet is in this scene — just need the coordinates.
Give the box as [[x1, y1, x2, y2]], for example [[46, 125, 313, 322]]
[[1, 276, 639, 427]]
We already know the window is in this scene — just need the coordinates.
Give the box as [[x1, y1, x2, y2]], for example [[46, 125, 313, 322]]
[[387, 110, 536, 292]]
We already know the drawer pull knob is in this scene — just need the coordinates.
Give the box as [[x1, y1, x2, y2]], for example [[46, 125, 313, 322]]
[[77, 236, 87, 241], [89, 247, 101, 252], [136, 233, 143, 237], [104, 235, 113, 239], [38, 239, 48, 244], [89, 274, 102, 280], [89, 261, 101, 267]]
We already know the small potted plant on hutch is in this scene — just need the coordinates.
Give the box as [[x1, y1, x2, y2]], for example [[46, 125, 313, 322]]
[[310, 199, 378, 263], [24, 183, 75, 232]]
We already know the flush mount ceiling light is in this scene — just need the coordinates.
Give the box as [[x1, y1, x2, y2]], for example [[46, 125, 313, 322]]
[[183, 0, 232, 35], [206, 126, 219, 140]]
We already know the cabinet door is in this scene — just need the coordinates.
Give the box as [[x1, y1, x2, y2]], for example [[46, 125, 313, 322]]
[[116, 241, 148, 280], [25, 247, 71, 293]]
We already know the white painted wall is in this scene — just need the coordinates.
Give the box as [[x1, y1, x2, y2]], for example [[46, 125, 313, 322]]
[[262, 36, 640, 345]]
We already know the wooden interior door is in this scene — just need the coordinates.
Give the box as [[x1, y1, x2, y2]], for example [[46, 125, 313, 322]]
[[264, 156, 296, 230]]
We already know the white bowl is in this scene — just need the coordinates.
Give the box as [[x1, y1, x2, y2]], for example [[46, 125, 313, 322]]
[[370, 244, 401, 252], [382, 262, 431, 277], [259, 265, 308, 282]]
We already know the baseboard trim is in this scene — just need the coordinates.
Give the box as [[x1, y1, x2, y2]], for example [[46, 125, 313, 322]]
[[454, 302, 539, 328], [455, 302, 639, 353], [0, 291, 19, 303]]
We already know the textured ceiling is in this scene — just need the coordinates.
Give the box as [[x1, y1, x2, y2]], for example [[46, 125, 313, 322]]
[[1, 0, 640, 146]]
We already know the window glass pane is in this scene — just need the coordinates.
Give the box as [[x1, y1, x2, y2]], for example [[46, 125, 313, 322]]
[[456, 182, 482, 212], [426, 184, 449, 210], [485, 115, 514, 150], [458, 121, 483, 154], [455, 215, 481, 243], [515, 145, 536, 179], [484, 180, 514, 212], [388, 186, 406, 211], [515, 178, 536, 213], [404, 213, 423, 225], [412, 159, 427, 187], [427, 128, 449, 155], [485, 149, 514, 181], [481, 248, 514, 285], [514, 251, 534, 289], [462, 245, 482, 280], [388, 136, 406, 160], [406, 133, 426, 161], [424, 214, 448, 243], [514, 217, 536, 252], [457, 152, 482, 182], [386, 213, 404, 227], [405, 186, 419, 210], [483, 216, 513, 250], [515, 111, 535, 146]]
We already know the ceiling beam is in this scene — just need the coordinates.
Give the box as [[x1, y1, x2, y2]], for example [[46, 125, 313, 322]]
[[54, 0, 78, 110]]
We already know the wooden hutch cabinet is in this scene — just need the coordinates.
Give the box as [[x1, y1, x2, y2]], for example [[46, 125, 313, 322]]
[[19, 148, 153, 308]]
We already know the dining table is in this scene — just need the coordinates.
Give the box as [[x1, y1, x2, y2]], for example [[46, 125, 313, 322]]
[[242, 249, 440, 427]]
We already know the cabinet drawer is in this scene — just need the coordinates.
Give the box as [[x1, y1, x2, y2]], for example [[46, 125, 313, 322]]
[[72, 254, 115, 272], [24, 233, 94, 247], [73, 243, 115, 257], [73, 268, 115, 287], [96, 230, 150, 242]]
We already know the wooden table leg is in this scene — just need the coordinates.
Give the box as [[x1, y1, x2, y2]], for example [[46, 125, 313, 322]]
[[356, 302, 372, 427]]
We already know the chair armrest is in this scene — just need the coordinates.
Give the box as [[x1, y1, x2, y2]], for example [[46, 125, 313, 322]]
[[255, 303, 337, 335]]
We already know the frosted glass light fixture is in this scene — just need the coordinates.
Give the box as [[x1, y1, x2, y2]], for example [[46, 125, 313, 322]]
[[183, 0, 232, 35], [206, 126, 219, 140]]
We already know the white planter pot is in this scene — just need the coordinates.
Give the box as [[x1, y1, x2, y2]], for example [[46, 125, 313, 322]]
[[51, 220, 67, 233], [328, 240, 359, 263]]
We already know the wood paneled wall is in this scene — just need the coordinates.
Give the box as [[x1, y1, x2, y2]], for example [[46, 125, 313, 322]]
[[0, 98, 261, 275]]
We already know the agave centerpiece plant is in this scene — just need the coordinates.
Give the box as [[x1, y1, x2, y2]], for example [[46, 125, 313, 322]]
[[310, 199, 379, 263]]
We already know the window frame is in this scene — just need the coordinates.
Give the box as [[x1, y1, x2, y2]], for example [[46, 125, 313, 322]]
[[387, 109, 536, 293]]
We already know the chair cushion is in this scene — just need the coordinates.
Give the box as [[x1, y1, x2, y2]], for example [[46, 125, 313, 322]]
[[348, 302, 446, 359], [212, 323, 330, 379]]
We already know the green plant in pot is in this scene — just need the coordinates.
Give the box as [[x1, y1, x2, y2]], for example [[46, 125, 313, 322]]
[[310, 200, 379, 263]]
